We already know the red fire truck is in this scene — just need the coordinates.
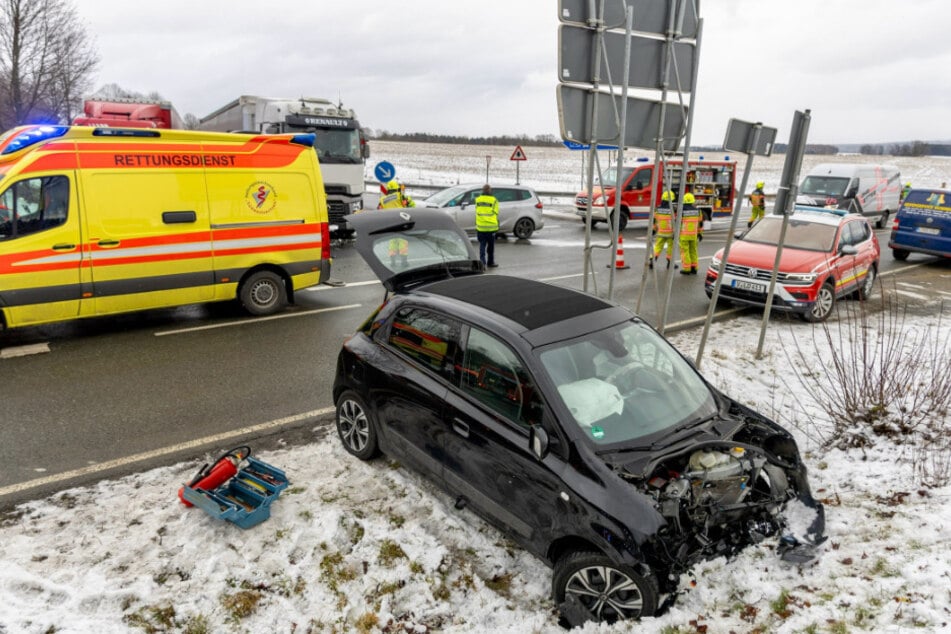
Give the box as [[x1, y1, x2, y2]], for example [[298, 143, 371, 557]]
[[574, 157, 737, 231], [73, 98, 183, 129]]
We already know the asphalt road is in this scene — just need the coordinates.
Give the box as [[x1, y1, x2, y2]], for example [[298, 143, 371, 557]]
[[1, 207, 947, 508]]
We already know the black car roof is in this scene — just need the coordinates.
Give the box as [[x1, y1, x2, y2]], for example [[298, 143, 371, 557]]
[[422, 275, 612, 331]]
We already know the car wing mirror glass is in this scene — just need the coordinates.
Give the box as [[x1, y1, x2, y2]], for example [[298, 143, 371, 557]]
[[529, 425, 550, 460], [840, 244, 858, 256]]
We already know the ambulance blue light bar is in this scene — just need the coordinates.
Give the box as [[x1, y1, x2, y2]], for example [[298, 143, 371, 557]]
[[1, 125, 69, 155], [291, 133, 316, 147]]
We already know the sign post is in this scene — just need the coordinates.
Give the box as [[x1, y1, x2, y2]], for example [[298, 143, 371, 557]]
[[485, 155, 491, 183], [510, 145, 527, 184]]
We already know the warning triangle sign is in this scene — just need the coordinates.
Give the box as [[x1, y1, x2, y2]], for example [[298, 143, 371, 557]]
[[510, 145, 527, 161]]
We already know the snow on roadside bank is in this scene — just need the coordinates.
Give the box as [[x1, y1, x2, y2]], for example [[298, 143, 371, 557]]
[[1, 313, 949, 633]]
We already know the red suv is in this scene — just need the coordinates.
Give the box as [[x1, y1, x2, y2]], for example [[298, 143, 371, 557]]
[[705, 207, 880, 322]]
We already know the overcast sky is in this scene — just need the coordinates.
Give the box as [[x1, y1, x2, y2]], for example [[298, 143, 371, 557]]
[[75, 0, 949, 147]]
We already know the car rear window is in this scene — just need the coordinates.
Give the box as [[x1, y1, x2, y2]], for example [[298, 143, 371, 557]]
[[903, 190, 950, 211]]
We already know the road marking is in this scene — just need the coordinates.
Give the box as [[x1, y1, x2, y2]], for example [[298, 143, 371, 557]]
[[306, 280, 381, 291], [895, 289, 930, 301], [154, 304, 363, 336], [0, 407, 336, 498], [539, 273, 584, 282], [1, 343, 51, 359]]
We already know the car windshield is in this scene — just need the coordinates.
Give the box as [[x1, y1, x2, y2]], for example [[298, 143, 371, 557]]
[[598, 166, 634, 189], [538, 320, 716, 446], [743, 215, 838, 252], [800, 175, 850, 197], [367, 227, 473, 276], [424, 185, 471, 207]]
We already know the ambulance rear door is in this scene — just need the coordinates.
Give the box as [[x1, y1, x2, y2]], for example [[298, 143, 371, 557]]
[[0, 173, 84, 326], [80, 165, 215, 316]]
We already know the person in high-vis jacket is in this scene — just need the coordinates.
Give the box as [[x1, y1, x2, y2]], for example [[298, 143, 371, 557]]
[[678, 192, 702, 274], [378, 179, 415, 210], [651, 190, 676, 269], [474, 184, 500, 268], [748, 181, 766, 228]]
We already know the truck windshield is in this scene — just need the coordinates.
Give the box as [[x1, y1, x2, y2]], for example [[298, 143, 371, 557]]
[[598, 166, 634, 189], [313, 128, 361, 164], [800, 175, 850, 197]]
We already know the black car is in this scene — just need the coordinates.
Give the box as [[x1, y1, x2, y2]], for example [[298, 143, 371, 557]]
[[333, 209, 825, 626]]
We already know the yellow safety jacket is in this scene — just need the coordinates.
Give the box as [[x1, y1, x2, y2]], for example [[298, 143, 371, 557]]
[[654, 208, 673, 237], [680, 205, 701, 238], [474, 194, 499, 232]]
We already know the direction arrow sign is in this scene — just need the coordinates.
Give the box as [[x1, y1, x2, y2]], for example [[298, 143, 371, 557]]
[[374, 161, 395, 183], [510, 145, 527, 161]]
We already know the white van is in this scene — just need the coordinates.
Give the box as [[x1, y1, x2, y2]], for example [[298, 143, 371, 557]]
[[797, 163, 901, 228]]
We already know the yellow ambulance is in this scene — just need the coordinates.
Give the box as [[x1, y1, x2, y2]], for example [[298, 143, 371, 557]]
[[0, 125, 331, 331]]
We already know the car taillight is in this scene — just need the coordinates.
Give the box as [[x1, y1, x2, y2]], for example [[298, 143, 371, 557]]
[[891, 216, 900, 230], [535, 201, 543, 209]]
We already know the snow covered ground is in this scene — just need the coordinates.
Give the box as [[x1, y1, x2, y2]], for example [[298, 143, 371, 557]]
[[2, 293, 949, 633]]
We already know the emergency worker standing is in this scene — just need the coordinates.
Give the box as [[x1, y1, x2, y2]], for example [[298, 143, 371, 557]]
[[901, 182, 912, 201], [474, 184, 500, 268], [748, 181, 766, 228], [678, 192, 702, 274], [651, 190, 676, 269], [378, 180, 415, 210]]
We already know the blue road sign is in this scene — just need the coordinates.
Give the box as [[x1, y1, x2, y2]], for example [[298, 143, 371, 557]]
[[374, 161, 396, 183], [562, 140, 619, 151]]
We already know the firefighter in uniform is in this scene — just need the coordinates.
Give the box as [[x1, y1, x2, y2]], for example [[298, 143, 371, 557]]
[[748, 181, 766, 228], [474, 184, 500, 268], [679, 192, 702, 274], [901, 182, 912, 201], [377, 180, 415, 267], [651, 190, 676, 269]]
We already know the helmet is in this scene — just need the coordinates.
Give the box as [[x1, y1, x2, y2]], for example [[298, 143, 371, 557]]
[[682, 192, 696, 204], [905, 182, 911, 187], [756, 181, 765, 189], [661, 190, 674, 202], [386, 179, 400, 192]]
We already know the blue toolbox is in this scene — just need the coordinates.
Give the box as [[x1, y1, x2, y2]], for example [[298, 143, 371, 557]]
[[182, 456, 289, 529]]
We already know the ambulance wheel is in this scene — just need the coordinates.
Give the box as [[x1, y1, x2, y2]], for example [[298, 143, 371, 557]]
[[335, 391, 380, 460], [239, 270, 287, 316]]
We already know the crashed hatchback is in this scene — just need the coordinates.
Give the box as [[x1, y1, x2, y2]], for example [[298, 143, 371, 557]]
[[333, 209, 825, 625]]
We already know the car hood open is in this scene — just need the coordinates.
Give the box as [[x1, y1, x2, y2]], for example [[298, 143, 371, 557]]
[[345, 208, 483, 292]]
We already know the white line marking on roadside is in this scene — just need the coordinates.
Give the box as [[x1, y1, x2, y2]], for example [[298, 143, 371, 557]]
[[0, 343, 51, 359], [154, 304, 363, 336], [306, 280, 381, 291], [0, 407, 336, 498], [895, 289, 930, 300], [539, 273, 584, 282]]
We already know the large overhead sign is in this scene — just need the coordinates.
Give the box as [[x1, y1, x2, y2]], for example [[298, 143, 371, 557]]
[[558, 0, 699, 38]]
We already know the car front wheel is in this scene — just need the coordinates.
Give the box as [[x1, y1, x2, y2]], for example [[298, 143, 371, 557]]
[[513, 217, 535, 240], [335, 391, 380, 460], [857, 265, 876, 300], [804, 281, 836, 322], [552, 551, 658, 626]]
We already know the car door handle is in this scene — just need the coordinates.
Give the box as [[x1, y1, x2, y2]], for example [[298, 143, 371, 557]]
[[52, 243, 76, 250], [97, 239, 120, 247], [452, 418, 470, 439]]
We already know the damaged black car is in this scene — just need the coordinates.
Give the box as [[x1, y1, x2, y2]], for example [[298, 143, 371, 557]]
[[333, 209, 825, 626]]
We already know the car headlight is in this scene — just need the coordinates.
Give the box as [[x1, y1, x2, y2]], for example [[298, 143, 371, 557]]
[[593, 196, 604, 206], [784, 272, 817, 283], [709, 255, 721, 271]]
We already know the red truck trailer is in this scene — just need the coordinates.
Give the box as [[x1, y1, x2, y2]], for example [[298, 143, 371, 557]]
[[73, 98, 183, 129]]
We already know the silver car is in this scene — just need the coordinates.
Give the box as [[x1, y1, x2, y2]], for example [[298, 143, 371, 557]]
[[416, 183, 545, 239]]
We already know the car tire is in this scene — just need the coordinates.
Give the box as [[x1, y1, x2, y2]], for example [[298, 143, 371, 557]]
[[335, 391, 380, 460], [513, 217, 535, 240], [552, 551, 658, 625], [857, 264, 876, 300], [239, 270, 287, 316], [892, 248, 910, 261], [614, 209, 629, 232], [875, 210, 889, 229], [803, 280, 836, 322]]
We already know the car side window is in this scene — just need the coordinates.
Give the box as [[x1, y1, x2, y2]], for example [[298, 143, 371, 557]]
[[0, 175, 68, 240], [461, 327, 543, 429], [388, 307, 460, 380], [494, 188, 516, 203]]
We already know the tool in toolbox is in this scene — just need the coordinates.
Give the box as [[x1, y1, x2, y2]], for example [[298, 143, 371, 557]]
[[178, 445, 289, 529]]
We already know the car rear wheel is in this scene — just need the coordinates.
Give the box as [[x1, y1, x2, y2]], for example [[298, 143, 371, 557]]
[[335, 391, 380, 460], [553, 551, 658, 625], [804, 281, 836, 322], [612, 209, 629, 232], [239, 270, 287, 316], [892, 248, 910, 261], [857, 265, 876, 300], [513, 217, 535, 240]]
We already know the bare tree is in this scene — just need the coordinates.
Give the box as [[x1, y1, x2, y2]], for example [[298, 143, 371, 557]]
[[0, 0, 98, 130]]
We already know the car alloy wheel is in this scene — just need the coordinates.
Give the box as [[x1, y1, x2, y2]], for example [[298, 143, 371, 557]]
[[335, 391, 379, 460], [553, 551, 658, 624], [805, 281, 836, 322], [858, 266, 876, 300], [513, 217, 535, 240]]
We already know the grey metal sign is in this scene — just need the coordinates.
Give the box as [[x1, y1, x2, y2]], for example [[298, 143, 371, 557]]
[[559, 25, 696, 89], [558, 0, 699, 38], [723, 119, 778, 156], [557, 84, 686, 152]]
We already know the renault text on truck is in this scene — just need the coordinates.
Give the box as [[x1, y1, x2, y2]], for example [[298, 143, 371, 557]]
[[73, 98, 183, 129], [575, 158, 737, 231], [0, 125, 331, 332], [200, 96, 369, 237], [796, 163, 901, 229]]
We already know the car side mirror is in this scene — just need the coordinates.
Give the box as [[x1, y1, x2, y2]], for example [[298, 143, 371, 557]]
[[840, 244, 858, 256], [529, 425, 550, 461]]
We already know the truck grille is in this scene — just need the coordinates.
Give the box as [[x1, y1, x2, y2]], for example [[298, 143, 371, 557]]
[[327, 200, 349, 222]]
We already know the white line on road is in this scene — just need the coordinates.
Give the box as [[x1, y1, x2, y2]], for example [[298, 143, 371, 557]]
[[0, 407, 336, 498], [0, 343, 51, 359], [153, 304, 363, 336], [306, 280, 381, 291]]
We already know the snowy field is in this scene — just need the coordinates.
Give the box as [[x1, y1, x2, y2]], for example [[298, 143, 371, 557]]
[[366, 140, 951, 208], [1, 290, 949, 633]]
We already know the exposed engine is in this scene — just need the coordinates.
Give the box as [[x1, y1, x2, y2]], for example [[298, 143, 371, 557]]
[[633, 442, 806, 588]]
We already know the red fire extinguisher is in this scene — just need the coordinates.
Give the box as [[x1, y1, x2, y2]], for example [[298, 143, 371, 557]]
[[178, 446, 251, 507]]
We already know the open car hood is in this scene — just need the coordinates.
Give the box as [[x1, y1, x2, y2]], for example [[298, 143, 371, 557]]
[[344, 209, 483, 292]]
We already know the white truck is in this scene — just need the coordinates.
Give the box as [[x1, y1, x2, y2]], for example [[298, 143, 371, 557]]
[[200, 96, 369, 236]]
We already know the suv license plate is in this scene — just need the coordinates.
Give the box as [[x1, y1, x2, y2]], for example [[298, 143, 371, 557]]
[[732, 279, 765, 293], [917, 226, 940, 235]]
